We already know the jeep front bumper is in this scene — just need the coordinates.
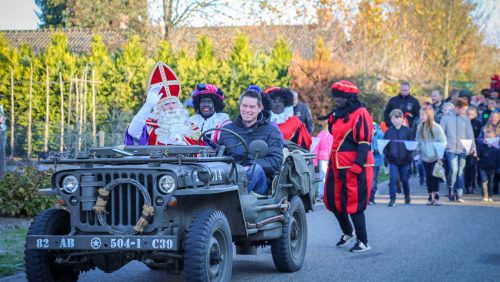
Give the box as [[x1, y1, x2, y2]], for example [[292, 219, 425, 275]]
[[26, 235, 178, 251]]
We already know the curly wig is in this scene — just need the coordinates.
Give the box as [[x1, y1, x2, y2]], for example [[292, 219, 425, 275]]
[[269, 88, 294, 107]]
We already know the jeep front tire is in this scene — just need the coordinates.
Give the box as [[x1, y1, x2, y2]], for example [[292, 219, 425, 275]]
[[184, 210, 233, 282], [25, 208, 79, 282]]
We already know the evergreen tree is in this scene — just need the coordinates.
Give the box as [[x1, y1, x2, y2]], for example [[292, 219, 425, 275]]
[[114, 35, 151, 125], [269, 37, 292, 86], [194, 35, 222, 88], [35, 0, 67, 28], [227, 33, 255, 116], [155, 41, 175, 67]]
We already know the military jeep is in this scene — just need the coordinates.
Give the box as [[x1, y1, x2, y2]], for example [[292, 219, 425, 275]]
[[24, 129, 315, 282]]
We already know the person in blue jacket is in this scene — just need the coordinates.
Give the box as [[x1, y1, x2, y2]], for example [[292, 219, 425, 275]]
[[369, 122, 385, 205]]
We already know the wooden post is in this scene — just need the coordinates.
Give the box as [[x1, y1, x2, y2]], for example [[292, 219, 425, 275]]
[[83, 65, 88, 128], [74, 75, 80, 155], [92, 69, 96, 146], [98, 130, 105, 147], [59, 72, 65, 153], [10, 66, 15, 158], [28, 62, 33, 160], [67, 74, 73, 125], [0, 105, 5, 179], [44, 65, 50, 152], [77, 71, 84, 153]]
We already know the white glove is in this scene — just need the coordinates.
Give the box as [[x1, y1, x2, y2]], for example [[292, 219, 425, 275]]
[[127, 85, 163, 140], [145, 84, 163, 110]]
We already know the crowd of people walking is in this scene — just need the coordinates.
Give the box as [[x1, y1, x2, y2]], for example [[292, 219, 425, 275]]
[[313, 77, 500, 206]]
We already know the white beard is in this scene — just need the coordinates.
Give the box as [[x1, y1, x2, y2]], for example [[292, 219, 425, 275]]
[[151, 106, 194, 145]]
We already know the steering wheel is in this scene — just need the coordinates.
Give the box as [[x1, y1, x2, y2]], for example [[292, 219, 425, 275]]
[[198, 128, 249, 162]]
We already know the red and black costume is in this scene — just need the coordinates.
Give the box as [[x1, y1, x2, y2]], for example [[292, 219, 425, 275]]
[[323, 80, 374, 248], [265, 87, 312, 150]]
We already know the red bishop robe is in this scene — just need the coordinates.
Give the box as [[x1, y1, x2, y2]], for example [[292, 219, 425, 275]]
[[277, 116, 312, 150], [324, 107, 374, 214]]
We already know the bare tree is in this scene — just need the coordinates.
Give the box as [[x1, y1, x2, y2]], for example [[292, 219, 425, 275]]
[[162, 0, 229, 39]]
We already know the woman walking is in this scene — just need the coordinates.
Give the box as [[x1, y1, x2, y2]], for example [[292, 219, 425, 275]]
[[416, 107, 447, 205], [324, 80, 374, 252]]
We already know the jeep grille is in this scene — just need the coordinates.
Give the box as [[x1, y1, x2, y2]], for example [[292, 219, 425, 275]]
[[80, 172, 155, 228]]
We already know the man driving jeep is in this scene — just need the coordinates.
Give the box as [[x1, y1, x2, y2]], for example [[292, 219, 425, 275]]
[[218, 90, 284, 196]]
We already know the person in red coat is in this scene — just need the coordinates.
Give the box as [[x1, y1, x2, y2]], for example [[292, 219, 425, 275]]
[[266, 87, 312, 150], [324, 80, 374, 252]]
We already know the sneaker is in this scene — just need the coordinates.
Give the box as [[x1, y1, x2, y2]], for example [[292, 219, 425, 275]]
[[457, 198, 465, 203], [426, 200, 434, 206], [388, 199, 396, 207], [405, 195, 411, 204], [433, 200, 442, 206], [336, 234, 355, 247], [488, 198, 494, 202], [483, 198, 489, 202], [368, 200, 375, 205], [350, 241, 372, 253]]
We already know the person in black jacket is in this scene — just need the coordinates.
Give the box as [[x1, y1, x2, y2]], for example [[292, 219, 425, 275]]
[[219, 90, 284, 196], [383, 109, 414, 206], [292, 90, 315, 134], [477, 129, 500, 201], [383, 81, 421, 128], [464, 107, 482, 194]]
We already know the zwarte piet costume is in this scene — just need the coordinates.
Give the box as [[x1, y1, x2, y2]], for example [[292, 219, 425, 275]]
[[266, 87, 312, 150], [324, 80, 374, 252]]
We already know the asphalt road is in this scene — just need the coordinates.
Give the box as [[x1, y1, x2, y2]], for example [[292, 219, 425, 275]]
[[3, 176, 500, 281]]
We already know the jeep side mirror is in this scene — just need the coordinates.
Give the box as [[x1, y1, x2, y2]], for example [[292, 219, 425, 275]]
[[249, 140, 269, 159]]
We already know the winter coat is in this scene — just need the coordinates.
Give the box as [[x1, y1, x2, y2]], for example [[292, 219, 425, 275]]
[[439, 111, 476, 154], [470, 118, 482, 138], [433, 102, 445, 124], [477, 140, 500, 170], [313, 129, 333, 166], [383, 126, 413, 165], [383, 94, 421, 128], [293, 102, 314, 133], [416, 122, 447, 163], [219, 112, 283, 178]]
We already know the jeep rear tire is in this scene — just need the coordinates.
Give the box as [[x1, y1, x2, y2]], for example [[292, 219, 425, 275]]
[[271, 196, 307, 272], [184, 210, 233, 282], [25, 208, 79, 282]]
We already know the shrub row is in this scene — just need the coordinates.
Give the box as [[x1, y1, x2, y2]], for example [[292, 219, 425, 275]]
[[0, 166, 57, 217]]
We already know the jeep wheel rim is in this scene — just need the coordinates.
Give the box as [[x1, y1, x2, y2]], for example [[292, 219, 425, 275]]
[[289, 211, 303, 260], [208, 229, 227, 280]]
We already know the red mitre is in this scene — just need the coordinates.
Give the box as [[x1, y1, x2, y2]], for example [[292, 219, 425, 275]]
[[147, 62, 181, 101]]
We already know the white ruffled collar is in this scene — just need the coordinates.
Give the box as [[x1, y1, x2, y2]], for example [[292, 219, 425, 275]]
[[271, 106, 294, 124]]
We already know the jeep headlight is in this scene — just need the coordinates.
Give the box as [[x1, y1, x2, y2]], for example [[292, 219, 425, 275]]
[[62, 175, 79, 193], [158, 175, 176, 194]]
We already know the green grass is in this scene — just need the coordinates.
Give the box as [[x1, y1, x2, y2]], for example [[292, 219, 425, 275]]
[[0, 227, 27, 277]]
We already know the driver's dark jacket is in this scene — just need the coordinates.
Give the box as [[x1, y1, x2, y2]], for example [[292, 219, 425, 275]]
[[219, 112, 283, 178]]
